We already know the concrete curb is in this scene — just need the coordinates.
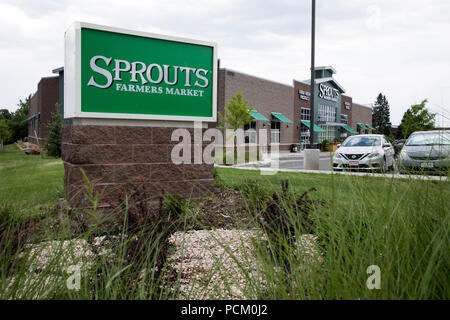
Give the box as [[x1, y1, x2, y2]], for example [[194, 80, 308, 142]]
[[214, 165, 449, 182]]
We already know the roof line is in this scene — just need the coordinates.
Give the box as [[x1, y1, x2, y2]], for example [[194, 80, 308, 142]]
[[221, 67, 293, 88], [314, 66, 337, 74], [52, 67, 64, 74], [299, 77, 346, 93]]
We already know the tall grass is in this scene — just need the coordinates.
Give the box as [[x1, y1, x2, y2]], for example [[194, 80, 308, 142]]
[[1, 143, 448, 299], [0, 179, 188, 300], [213, 169, 449, 300]]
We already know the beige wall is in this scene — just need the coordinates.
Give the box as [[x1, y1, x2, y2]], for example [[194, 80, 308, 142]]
[[351, 103, 373, 133], [218, 69, 294, 147]]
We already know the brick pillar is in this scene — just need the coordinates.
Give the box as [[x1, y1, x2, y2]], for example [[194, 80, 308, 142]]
[[62, 124, 215, 207]]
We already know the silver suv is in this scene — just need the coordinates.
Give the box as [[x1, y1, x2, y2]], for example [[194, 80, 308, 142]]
[[398, 130, 450, 174]]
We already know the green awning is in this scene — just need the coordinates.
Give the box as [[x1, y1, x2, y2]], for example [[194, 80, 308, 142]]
[[301, 120, 326, 133], [366, 124, 376, 131], [20, 113, 40, 124], [357, 123, 369, 130], [342, 125, 358, 134], [248, 110, 269, 121], [271, 112, 293, 124]]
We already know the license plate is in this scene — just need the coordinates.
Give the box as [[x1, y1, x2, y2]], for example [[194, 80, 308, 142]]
[[349, 161, 359, 166], [420, 162, 434, 168]]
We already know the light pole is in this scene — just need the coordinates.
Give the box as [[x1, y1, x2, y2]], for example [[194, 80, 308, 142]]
[[309, 0, 316, 148]]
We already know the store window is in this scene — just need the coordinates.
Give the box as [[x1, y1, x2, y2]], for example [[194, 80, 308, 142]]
[[301, 108, 311, 121], [244, 122, 257, 144], [271, 119, 280, 144], [318, 104, 336, 123], [300, 131, 310, 150], [340, 114, 348, 124], [319, 125, 336, 143]]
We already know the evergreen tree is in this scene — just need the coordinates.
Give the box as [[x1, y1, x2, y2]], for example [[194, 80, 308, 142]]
[[398, 99, 435, 139], [372, 93, 392, 136], [44, 111, 63, 157]]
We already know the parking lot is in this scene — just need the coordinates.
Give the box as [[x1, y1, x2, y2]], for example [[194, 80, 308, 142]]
[[226, 151, 448, 181]]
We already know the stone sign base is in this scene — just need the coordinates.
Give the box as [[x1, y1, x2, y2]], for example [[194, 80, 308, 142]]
[[62, 124, 215, 207]]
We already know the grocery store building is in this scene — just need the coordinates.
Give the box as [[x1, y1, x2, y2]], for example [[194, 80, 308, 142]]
[[217, 66, 374, 150], [27, 65, 373, 150], [24, 75, 60, 145]]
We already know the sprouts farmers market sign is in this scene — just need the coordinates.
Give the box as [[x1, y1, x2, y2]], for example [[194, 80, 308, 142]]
[[64, 22, 217, 121], [318, 83, 339, 102]]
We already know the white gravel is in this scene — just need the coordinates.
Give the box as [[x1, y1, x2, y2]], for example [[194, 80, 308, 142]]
[[18, 239, 95, 273], [167, 230, 322, 299], [10, 230, 322, 299], [167, 229, 266, 299]]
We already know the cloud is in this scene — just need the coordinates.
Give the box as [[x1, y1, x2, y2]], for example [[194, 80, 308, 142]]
[[0, 0, 449, 125]]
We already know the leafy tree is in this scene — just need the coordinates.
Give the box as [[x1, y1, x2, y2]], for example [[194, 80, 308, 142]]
[[398, 99, 435, 139], [0, 109, 11, 120], [44, 110, 62, 157], [217, 91, 256, 164], [0, 119, 12, 148], [218, 91, 255, 131], [8, 97, 30, 143], [372, 93, 392, 136]]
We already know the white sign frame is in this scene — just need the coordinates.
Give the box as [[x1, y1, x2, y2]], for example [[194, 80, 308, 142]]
[[64, 21, 218, 122]]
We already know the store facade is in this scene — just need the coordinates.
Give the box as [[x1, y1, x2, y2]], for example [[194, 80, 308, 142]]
[[216, 68, 295, 151], [25, 76, 59, 144], [30, 65, 373, 151], [294, 66, 366, 149]]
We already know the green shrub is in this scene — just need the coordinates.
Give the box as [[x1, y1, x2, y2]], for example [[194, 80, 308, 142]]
[[322, 140, 330, 152], [45, 112, 62, 157]]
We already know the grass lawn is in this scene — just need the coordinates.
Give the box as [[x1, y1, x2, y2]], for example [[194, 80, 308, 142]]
[[0, 144, 64, 217], [215, 166, 449, 211], [1, 144, 449, 299], [215, 167, 449, 299]]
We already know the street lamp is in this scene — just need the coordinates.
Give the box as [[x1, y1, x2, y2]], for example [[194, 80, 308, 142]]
[[309, 0, 316, 148]]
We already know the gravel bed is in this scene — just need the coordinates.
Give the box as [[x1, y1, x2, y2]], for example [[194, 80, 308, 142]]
[[167, 229, 266, 299], [9, 229, 322, 300]]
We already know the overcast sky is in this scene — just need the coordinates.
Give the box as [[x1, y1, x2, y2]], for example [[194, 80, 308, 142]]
[[1, 0, 449, 125]]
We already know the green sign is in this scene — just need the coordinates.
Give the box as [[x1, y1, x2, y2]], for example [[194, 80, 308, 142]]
[[65, 22, 217, 121]]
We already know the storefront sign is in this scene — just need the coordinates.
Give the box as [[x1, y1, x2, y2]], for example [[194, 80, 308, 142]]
[[318, 83, 339, 102], [298, 90, 311, 101], [344, 101, 351, 110], [64, 22, 217, 121]]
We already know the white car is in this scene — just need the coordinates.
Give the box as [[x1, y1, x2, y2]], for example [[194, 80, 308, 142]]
[[332, 134, 395, 172]]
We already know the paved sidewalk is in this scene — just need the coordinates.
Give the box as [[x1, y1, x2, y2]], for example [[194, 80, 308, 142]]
[[263, 151, 333, 160], [232, 150, 333, 171], [215, 165, 449, 182]]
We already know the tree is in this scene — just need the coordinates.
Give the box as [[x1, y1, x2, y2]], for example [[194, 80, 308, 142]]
[[372, 93, 392, 136], [8, 97, 30, 143], [0, 109, 11, 120], [44, 111, 62, 157], [398, 99, 435, 139], [0, 119, 12, 148], [218, 91, 254, 131]]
